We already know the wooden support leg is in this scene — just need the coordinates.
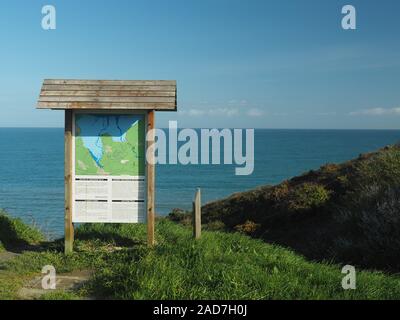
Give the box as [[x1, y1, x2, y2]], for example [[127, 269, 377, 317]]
[[193, 188, 201, 239], [147, 110, 155, 246], [64, 110, 74, 254]]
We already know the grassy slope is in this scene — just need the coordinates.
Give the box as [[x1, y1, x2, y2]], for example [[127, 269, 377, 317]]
[[0, 210, 46, 299], [0, 210, 44, 250], [1, 218, 400, 300], [188, 145, 400, 272]]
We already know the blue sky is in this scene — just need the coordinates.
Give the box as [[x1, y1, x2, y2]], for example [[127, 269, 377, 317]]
[[0, 0, 399, 129]]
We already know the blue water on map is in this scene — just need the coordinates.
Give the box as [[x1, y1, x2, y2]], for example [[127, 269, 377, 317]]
[[76, 114, 141, 166], [0, 128, 399, 238]]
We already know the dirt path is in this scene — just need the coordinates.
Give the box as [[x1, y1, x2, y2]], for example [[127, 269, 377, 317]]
[[17, 269, 92, 299], [0, 249, 92, 300]]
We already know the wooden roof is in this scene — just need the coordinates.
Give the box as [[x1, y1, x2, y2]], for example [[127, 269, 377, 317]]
[[37, 79, 177, 111]]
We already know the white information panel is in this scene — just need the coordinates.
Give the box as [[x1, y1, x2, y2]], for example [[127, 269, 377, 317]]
[[72, 112, 147, 223]]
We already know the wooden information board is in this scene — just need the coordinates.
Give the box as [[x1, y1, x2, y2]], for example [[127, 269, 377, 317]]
[[37, 79, 177, 253]]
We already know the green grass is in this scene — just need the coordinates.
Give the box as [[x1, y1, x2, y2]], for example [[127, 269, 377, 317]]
[[85, 220, 400, 300], [0, 209, 44, 249], [39, 291, 81, 300], [2, 218, 400, 300]]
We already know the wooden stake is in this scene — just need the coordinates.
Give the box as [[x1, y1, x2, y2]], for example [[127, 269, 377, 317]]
[[64, 110, 74, 254], [146, 110, 155, 246], [193, 188, 201, 239]]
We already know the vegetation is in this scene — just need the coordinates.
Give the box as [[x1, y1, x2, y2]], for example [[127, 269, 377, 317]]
[[288, 183, 331, 211], [172, 145, 400, 272], [39, 291, 81, 300], [0, 210, 44, 250], [234, 220, 260, 235], [1, 218, 400, 300], [1, 144, 400, 299]]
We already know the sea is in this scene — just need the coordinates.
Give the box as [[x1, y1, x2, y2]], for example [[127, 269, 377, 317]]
[[0, 128, 399, 238]]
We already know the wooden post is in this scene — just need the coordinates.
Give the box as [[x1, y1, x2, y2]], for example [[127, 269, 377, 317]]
[[64, 110, 74, 254], [193, 188, 201, 239], [146, 110, 155, 246]]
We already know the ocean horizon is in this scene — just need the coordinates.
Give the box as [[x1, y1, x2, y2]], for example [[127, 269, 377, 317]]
[[1, 128, 399, 238]]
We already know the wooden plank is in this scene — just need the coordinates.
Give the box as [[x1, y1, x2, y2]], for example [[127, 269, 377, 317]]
[[37, 79, 177, 110], [146, 110, 155, 247], [40, 90, 176, 97], [39, 96, 175, 103], [44, 79, 176, 86], [64, 110, 74, 254], [193, 188, 201, 239], [37, 101, 176, 110], [42, 85, 176, 91]]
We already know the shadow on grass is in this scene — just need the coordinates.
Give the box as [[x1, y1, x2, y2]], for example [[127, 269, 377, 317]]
[[75, 229, 144, 248], [0, 239, 62, 255], [0, 212, 49, 254]]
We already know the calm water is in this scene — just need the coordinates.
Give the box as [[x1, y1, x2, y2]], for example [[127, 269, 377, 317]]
[[0, 128, 399, 238]]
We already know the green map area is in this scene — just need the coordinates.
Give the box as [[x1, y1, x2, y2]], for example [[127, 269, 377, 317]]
[[75, 114, 145, 176]]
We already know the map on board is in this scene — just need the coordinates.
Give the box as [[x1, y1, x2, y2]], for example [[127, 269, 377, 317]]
[[75, 114, 145, 176]]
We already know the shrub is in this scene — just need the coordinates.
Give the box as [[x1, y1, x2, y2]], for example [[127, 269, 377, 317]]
[[168, 208, 192, 226], [320, 163, 340, 174], [234, 220, 260, 235], [353, 146, 400, 188], [270, 182, 290, 203], [288, 183, 331, 211], [336, 175, 349, 186], [334, 185, 400, 270]]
